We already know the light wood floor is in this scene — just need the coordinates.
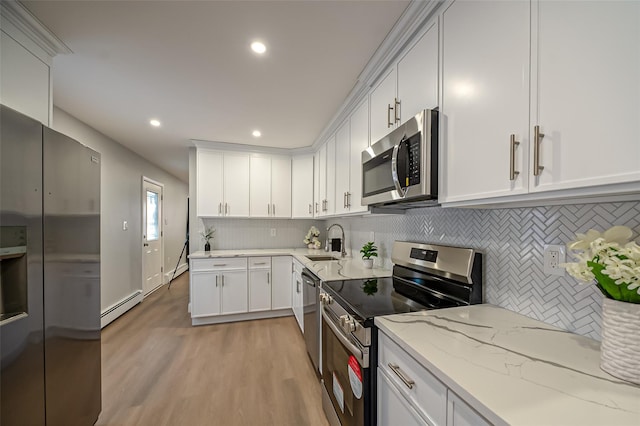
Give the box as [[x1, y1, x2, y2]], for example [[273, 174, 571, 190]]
[[96, 272, 329, 426]]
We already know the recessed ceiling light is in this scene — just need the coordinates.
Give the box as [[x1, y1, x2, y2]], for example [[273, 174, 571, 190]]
[[150, 119, 161, 127], [251, 41, 266, 54], [252, 130, 261, 137]]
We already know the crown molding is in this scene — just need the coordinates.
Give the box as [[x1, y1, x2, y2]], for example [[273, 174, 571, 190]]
[[311, 0, 442, 150], [1, 1, 72, 57]]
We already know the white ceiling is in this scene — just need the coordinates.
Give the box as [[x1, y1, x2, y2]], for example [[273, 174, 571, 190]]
[[23, 0, 410, 182]]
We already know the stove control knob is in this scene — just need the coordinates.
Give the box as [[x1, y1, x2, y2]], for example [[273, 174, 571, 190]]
[[320, 294, 333, 305], [339, 315, 349, 327], [345, 318, 356, 333]]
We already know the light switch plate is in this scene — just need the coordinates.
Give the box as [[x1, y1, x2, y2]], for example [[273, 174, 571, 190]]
[[270, 228, 276, 237]]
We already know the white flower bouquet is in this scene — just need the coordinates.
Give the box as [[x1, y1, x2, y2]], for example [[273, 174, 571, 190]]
[[304, 226, 321, 249], [564, 225, 640, 304]]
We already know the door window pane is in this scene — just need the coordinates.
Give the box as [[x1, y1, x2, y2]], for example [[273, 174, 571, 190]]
[[146, 191, 159, 241]]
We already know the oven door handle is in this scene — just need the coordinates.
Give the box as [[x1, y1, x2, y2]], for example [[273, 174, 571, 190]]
[[391, 140, 407, 198], [322, 307, 367, 367]]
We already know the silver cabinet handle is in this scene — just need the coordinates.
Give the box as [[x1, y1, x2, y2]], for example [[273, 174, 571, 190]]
[[215, 275, 219, 287], [273, 204, 276, 216], [388, 363, 415, 389], [268, 204, 271, 215], [387, 103, 393, 128], [221, 275, 225, 286], [509, 134, 520, 181], [267, 272, 270, 284], [225, 203, 229, 215], [346, 192, 351, 208], [254, 262, 267, 265], [213, 264, 227, 267], [343, 192, 347, 209], [297, 280, 301, 293], [218, 202, 222, 215], [394, 98, 401, 123], [315, 202, 319, 214], [533, 125, 545, 176], [309, 204, 312, 214]]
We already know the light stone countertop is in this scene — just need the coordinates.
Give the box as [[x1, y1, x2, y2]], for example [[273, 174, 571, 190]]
[[375, 305, 640, 426], [189, 248, 391, 281]]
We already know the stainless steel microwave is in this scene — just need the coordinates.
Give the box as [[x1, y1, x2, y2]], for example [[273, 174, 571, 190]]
[[361, 109, 438, 207]]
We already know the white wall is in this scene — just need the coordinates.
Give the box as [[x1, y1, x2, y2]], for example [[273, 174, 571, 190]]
[[52, 107, 188, 317]]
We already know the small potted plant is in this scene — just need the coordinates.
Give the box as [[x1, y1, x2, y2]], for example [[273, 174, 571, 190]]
[[200, 226, 215, 252], [360, 241, 378, 269]]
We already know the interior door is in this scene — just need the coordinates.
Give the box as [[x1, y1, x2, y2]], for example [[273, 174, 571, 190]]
[[143, 179, 163, 295]]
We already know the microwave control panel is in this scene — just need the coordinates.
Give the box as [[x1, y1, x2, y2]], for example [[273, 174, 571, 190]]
[[402, 133, 421, 188]]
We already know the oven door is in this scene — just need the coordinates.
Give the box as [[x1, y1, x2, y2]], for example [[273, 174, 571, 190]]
[[321, 307, 370, 426]]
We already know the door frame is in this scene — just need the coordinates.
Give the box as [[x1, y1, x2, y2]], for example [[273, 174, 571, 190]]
[[142, 176, 165, 296]]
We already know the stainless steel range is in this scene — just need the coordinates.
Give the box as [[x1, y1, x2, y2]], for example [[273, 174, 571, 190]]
[[319, 241, 483, 426]]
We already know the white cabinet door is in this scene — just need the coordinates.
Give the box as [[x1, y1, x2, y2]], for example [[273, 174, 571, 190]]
[[334, 120, 351, 215], [220, 270, 248, 315], [370, 67, 398, 145], [196, 150, 224, 217], [317, 143, 327, 217], [271, 256, 292, 310], [349, 99, 369, 213], [292, 271, 304, 331], [446, 390, 491, 426], [249, 269, 271, 312], [531, 1, 640, 193], [291, 155, 314, 218], [191, 272, 220, 317], [223, 153, 250, 217], [249, 155, 272, 218], [440, 0, 530, 203], [378, 369, 429, 426], [397, 19, 439, 122], [1, 32, 51, 125], [271, 155, 292, 218], [313, 152, 321, 217], [325, 134, 336, 216]]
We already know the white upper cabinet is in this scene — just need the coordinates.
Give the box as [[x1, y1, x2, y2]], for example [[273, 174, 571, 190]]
[[397, 20, 439, 123], [249, 154, 292, 218], [197, 150, 249, 217], [370, 19, 439, 146], [313, 151, 321, 217], [270, 155, 292, 218], [440, 0, 531, 203], [334, 120, 351, 215], [530, 0, 640, 193], [370, 67, 398, 145], [291, 155, 314, 218], [316, 138, 336, 217], [196, 150, 224, 216], [335, 99, 370, 215], [441, 0, 640, 205], [349, 99, 370, 213]]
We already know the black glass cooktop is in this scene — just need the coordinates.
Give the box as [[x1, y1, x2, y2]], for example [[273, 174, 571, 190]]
[[322, 277, 434, 322]]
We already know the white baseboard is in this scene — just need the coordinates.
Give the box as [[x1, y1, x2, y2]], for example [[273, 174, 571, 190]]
[[191, 308, 293, 326], [100, 290, 143, 328], [164, 262, 188, 284]]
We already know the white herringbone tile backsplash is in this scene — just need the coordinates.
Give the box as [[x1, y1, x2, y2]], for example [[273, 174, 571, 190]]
[[330, 201, 640, 341]]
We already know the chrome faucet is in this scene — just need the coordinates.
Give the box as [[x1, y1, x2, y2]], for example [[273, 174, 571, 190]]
[[326, 224, 347, 257]]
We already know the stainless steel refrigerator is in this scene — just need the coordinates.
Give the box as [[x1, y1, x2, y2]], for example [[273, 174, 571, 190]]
[[1, 105, 101, 425]]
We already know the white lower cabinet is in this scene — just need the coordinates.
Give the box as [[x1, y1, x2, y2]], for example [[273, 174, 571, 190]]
[[291, 258, 304, 332], [378, 332, 490, 426], [249, 257, 271, 312], [271, 256, 292, 310], [378, 368, 428, 426], [190, 256, 294, 325], [190, 258, 248, 317], [378, 333, 447, 425], [446, 390, 491, 426]]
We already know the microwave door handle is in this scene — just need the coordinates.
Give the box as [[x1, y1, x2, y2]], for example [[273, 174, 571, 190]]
[[391, 143, 407, 198]]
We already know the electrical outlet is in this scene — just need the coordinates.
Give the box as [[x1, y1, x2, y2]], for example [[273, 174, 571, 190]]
[[122, 220, 128, 231], [543, 245, 566, 276], [369, 232, 375, 242], [270, 228, 276, 237]]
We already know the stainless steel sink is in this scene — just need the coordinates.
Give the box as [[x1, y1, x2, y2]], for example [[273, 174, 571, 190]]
[[306, 255, 338, 261]]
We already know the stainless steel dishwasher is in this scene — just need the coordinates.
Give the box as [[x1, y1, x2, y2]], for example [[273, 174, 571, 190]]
[[302, 268, 320, 374]]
